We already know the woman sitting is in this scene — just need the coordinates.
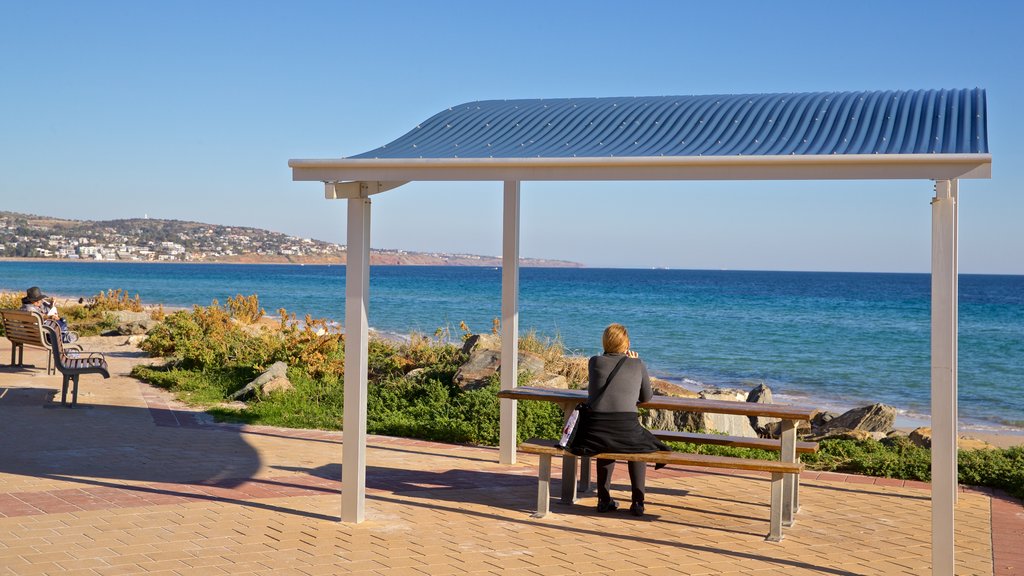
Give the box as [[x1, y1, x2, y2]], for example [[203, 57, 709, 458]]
[[571, 323, 669, 516]]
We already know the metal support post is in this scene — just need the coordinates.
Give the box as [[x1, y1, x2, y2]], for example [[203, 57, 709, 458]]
[[930, 179, 958, 575], [499, 181, 521, 465], [341, 191, 371, 523]]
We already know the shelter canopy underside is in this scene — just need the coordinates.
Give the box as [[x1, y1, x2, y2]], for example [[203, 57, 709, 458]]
[[290, 89, 991, 184]]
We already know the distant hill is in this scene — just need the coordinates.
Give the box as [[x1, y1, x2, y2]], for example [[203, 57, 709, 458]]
[[0, 212, 582, 267]]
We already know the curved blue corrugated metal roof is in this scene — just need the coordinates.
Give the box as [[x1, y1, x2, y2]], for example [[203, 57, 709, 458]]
[[350, 89, 987, 159]]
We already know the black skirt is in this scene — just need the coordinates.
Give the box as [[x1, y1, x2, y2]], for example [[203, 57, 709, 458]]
[[570, 411, 670, 457]]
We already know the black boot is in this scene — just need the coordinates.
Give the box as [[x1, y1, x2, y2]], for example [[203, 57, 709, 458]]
[[596, 499, 619, 513], [629, 501, 645, 517]]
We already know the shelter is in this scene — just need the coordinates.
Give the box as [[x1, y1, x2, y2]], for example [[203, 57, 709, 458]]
[[289, 89, 991, 576]]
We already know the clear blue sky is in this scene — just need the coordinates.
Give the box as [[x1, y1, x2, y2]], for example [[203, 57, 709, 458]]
[[2, 1, 1020, 273]]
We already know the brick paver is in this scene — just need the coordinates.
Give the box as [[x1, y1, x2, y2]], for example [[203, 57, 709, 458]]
[[1, 337, 1021, 575]]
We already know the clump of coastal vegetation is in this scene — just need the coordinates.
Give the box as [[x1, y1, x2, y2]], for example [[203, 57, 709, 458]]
[[127, 294, 1023, 499], [0, 288, 152, 337], [131, 295, 564, 443]]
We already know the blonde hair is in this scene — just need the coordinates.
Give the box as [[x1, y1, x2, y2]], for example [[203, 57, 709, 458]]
[[602, 323, 630, 354]]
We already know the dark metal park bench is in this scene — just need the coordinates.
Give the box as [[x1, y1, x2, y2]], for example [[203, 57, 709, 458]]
[[42, 321, 109, 407]]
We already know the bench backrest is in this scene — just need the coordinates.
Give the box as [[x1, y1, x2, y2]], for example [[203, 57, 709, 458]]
[[0, 309, 50, 349], [41, 320, 70, 369]]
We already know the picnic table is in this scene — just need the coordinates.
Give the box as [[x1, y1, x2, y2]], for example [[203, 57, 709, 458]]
[[497, 386, 817, 529]]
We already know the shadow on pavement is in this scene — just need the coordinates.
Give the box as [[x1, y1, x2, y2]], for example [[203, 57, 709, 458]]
[[0, 387, 261, 487]]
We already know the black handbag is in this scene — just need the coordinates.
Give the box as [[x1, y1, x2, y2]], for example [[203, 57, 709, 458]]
[[556, 356, 628, 450]]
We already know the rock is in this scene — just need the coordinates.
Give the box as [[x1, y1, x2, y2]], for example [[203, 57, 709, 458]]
[[668, 388, 758, 437], [642, 380, 699, 430], [123, 334, 147, 347], [111, 311, 150, 324], [108, 310, 157, 335], [808, 428, 879, 442], [228, 361, 290, 401], [957, 437, 996, 451], [262, 376, 293, 396], [907, 427, 996, 450], [746, 383, 779, 437], [518, 351, 546, 376], [532, 373, 568, 389], [461, 333, 502, 355], [762, 419, 813, 439], [810, 411, 839, 436], [820, 404, 896, 435], [452, 349, 547, 390], [404, 367, 426, 380], [453, 349, 501, 389], [908, 427, 932, 448], [651, 378, 700, 398]]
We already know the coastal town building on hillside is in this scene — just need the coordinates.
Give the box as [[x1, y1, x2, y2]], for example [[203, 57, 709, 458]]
[[0, 212, 345, 262], [0, 212, 580, 267]]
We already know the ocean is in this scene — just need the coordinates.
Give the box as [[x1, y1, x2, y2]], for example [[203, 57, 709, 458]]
[[2, 261, 1021, 433]]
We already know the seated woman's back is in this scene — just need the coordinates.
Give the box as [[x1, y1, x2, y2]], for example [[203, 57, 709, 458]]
[[587, 354, 653, 412]]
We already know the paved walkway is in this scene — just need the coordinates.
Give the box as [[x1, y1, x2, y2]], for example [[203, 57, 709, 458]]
[[0, 337, 1020, 575]]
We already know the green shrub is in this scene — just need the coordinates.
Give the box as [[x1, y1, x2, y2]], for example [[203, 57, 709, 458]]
[[958, 446, 1024, 499], [800, 436, 932, 480]]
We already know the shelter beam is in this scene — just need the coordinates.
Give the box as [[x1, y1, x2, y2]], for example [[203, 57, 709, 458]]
[[930, 179, 958, 575], [325, 181, 407, 199], [499, 181, 520, 465], [341, 193, 371, 523]]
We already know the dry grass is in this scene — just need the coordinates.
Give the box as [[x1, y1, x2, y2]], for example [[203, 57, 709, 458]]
[[518, 329, 589, 387], [0, 291, 23, 309], [89, 289, 144, 312]]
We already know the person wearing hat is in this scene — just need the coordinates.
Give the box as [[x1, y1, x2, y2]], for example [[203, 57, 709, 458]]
[[20, 286, 74, 342], [20, 286, 55, 316]]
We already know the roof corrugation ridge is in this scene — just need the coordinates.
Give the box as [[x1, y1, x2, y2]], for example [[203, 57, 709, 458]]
[[350, 90, 988, 159]]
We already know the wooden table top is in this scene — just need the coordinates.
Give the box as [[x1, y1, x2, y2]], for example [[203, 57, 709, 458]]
[[497, 386, 817, 421]]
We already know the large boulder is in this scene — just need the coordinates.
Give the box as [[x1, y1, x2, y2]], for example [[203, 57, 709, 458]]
[[671, 388, 758, 438], [452, 348, 547, 390], [461, 333, 502, 355], [640, 379, 700, 430], [908, 427, 996, 450], [532, 372, 568, 389], [110, 310, 157, 335], [228, 361, 290, 400], [819, 404, 897, 435], [746, 383, 779, 437]]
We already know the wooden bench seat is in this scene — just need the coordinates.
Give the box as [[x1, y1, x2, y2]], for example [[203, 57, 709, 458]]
[[42, 322, 109, 407], [518, 439, 803, 541], [648, 430, 818, 517], [650, 430, 819, 454], [1, 309, 82, 375]]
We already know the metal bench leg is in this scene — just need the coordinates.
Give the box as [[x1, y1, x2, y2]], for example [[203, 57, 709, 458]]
[[578, 456, 591, 494], [560, 453, 577, 504], [780, 420, 797, 527], [71, 375, 80, 407], [61, 375, 70, 405], [767, 472, 784, 542], [533, 454, 551, 518], [794, 457, 801, 513], [47, 354, 53, 375]]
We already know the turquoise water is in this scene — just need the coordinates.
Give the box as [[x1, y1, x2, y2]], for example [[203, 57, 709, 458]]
[[2, 261, 1021, 432]]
